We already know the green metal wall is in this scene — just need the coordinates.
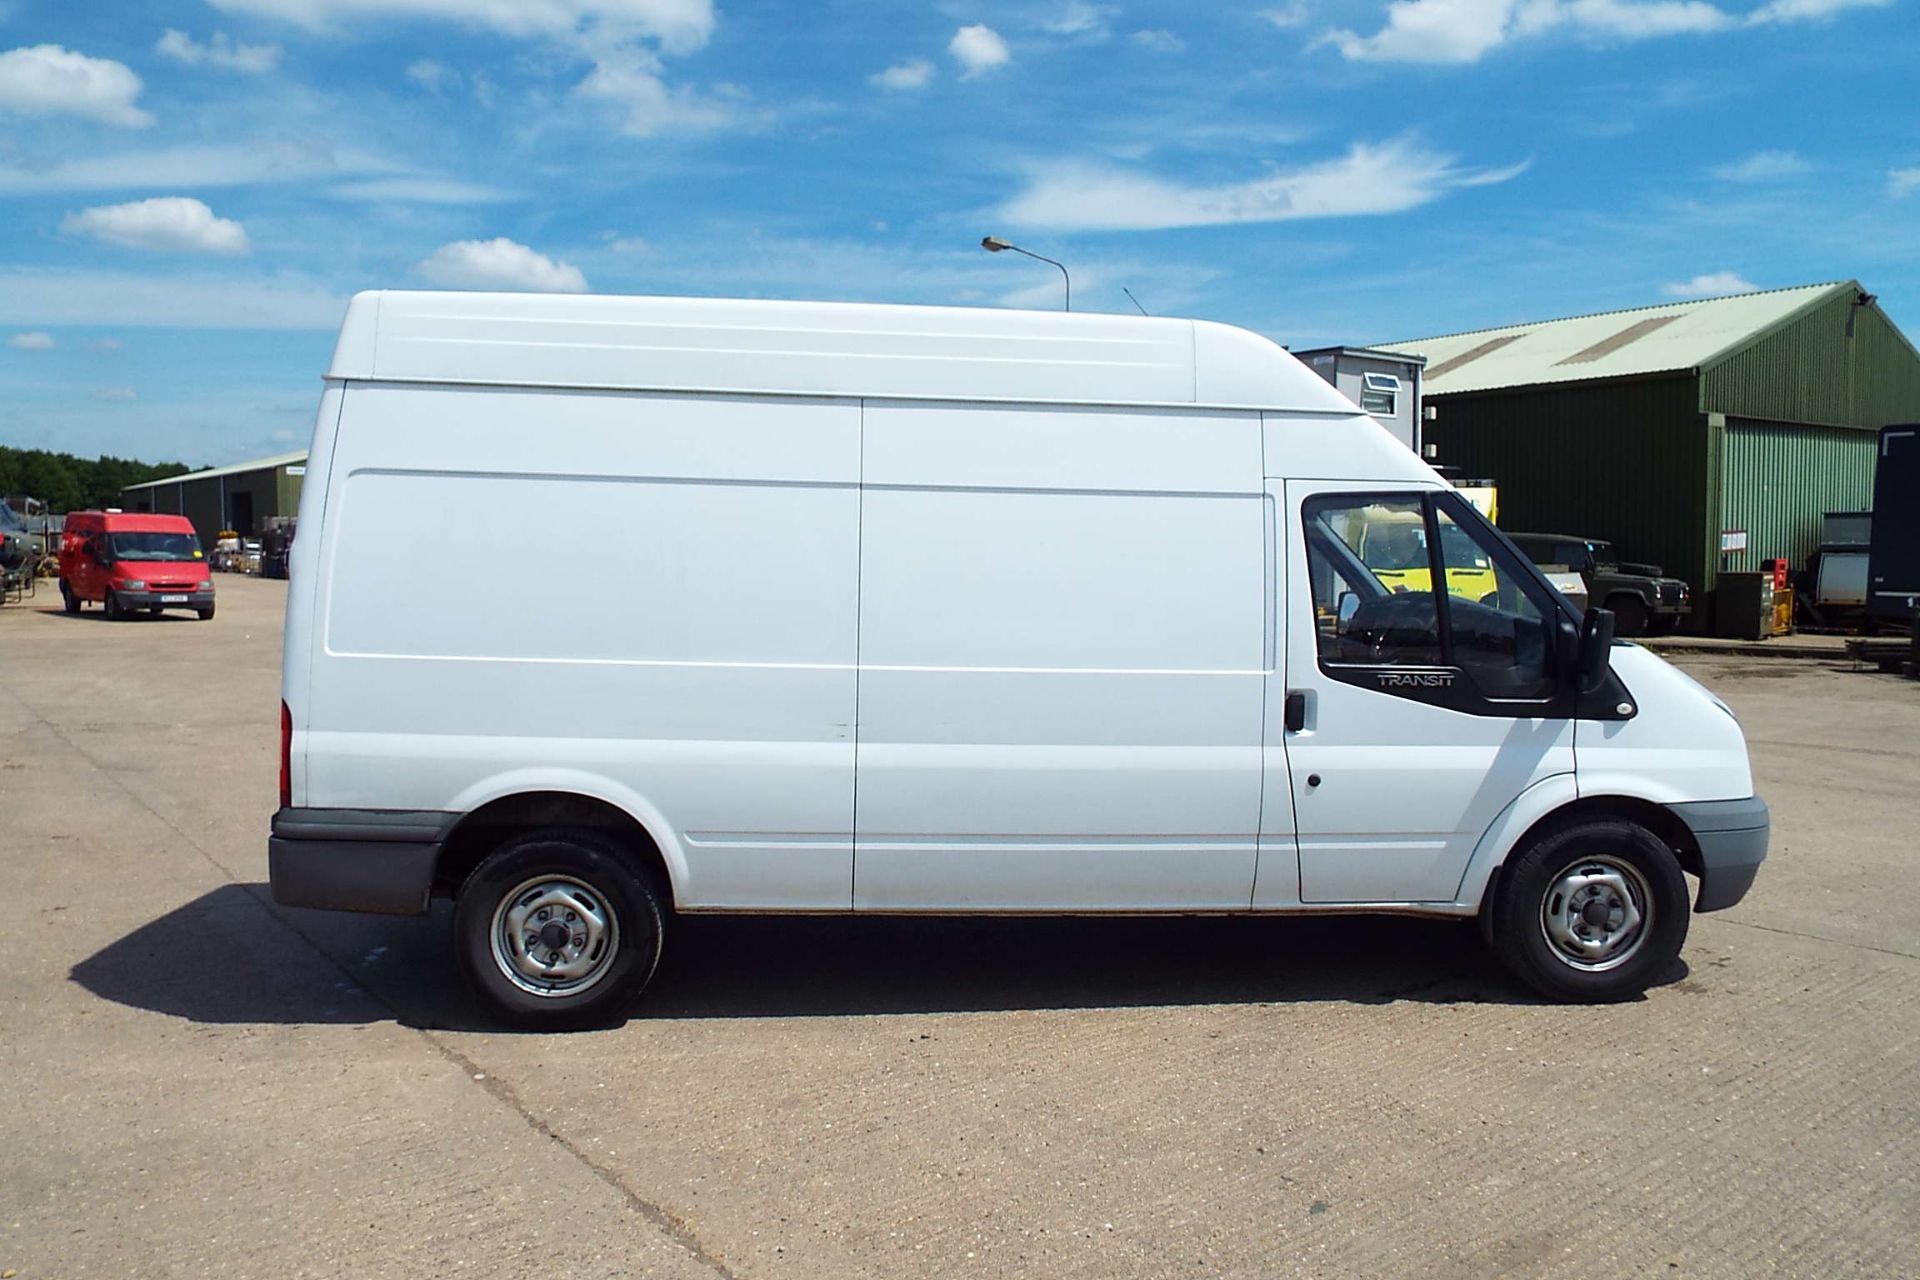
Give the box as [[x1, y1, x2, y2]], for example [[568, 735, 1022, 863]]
[[1718, 419, 1877, 573], [1703, 289, 1920, 428], [1425, 376, 1714, 595]]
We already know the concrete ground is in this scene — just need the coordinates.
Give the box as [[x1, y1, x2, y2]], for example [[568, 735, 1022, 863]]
[[1, 576, 1915, 1279]]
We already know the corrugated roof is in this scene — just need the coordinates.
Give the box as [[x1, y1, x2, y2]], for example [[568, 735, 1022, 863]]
[[1379, 281, 1854, 395], [122, 449, 308, 491]]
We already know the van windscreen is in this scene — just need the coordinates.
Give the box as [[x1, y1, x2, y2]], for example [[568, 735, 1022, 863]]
[[109, 531, 203, 562]]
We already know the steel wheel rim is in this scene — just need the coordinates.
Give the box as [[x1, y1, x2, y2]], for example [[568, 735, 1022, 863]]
[[488, 874, 620, 998], [1539, 855, 1652, 972]]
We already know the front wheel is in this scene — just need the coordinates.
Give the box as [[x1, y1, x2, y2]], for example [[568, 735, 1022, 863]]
[[1490, 818, 1690, 1002], [453, 829, 665, 1030], [197, 602, 215, 620], [102, 589, 124, 621]]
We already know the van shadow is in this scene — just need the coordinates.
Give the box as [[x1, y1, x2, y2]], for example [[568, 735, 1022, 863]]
[[65, 884, 1660, 1031]]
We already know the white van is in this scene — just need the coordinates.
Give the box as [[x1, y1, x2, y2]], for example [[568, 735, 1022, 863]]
[[270, 291, 1768, 1028]]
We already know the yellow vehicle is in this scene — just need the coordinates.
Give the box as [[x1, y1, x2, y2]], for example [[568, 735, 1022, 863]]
[[1354, 508, 1500, 602]]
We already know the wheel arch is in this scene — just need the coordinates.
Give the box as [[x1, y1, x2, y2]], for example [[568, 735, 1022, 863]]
[[1458, 781, 1703, 910], [434, 780, 685, 907]]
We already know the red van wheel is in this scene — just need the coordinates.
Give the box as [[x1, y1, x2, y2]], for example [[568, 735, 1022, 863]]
[[60, 581, 79, 614]]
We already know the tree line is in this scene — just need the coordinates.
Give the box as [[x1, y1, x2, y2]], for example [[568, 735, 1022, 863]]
[[0, 446, 196, 514]]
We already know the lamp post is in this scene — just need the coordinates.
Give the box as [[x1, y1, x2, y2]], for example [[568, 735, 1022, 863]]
[[981, 236, 1070, 312]]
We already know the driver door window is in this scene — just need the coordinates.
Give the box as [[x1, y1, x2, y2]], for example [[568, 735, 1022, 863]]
[[1304, 493, 1559, 707]]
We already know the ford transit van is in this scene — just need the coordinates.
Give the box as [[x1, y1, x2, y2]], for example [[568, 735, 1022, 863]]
[[270, 292, 1768, 1028], [60, 511, 215, 620]]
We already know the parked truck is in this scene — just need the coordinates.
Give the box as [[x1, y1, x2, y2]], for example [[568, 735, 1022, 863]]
[[1505, 533, 1691, 637]]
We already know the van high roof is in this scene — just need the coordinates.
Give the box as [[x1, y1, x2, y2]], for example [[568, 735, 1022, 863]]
[[327, 291, 1365, 415]]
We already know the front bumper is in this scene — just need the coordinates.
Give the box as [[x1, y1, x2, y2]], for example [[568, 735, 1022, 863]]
[[116, 584, 215, 608], [268, 807, 452, 915], [1671, 796, 1769, 912]]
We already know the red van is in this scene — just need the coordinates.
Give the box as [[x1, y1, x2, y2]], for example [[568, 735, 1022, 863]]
[[60, 511, 216, 620]]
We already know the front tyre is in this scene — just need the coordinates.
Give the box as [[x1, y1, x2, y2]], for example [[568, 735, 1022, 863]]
[[1491, 818, 1689, 1002], [454, 829, 664, 1030]]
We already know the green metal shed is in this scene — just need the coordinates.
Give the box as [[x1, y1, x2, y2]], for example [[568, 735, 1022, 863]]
[[1382, 281, 1920, 630], [118, 449, 307, 550]]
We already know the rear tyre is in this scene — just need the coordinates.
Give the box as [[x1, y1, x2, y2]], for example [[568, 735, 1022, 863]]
[[454, 828, 664, 1030], [1490, 818, 1689, 1003], [60, 580, 79, 614], [1608, 595, 1649, 638]]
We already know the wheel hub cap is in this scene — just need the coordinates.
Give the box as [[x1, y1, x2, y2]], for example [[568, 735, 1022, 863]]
[[1540, 858, 1650, 972], [489, 876, 619, 998]]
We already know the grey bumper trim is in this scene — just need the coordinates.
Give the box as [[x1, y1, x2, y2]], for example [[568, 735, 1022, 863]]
[[268, 807, 456, 916], [1670, 796, 1769, 913]]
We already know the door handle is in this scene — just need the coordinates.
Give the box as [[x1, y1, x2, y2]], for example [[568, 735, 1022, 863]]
[[1284, 691, 1308, 733]]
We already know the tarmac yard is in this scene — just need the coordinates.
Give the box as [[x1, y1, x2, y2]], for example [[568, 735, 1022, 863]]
[[2, 576, 1916, 1279]]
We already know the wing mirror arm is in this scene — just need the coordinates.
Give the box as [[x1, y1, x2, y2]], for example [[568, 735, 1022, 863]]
[[1577, 607, 1616, 694]]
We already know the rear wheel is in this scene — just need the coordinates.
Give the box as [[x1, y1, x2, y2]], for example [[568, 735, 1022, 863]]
[[1608, 595, 1649, 638], [454, 828, 665, 1030], [1490, 818, 1689, 1002], [60, 580, 79, 614]]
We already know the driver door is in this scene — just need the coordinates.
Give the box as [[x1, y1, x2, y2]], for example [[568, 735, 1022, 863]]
[[1282, 482, 1576, 904]]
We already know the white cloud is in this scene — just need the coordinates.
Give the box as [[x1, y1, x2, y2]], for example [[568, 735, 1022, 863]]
[[1710, 149, 1810, 182], [1323, 0, 1880, 62], [94, 386, 138, 402], [204, 0, 717, 54], [950, 25, 1011, 76], [1662, 271, 1757, 297], [8, 331, 55, 350], [576, 49, 736, 136], [61, 197, 251, 255], [0, 268, 345, 329], [1039, 3, 1112, 37], [1260, 4, 1312, 27], [88, 337, 125, 353], [406, 58, 458, 90], [870, 59, 934, 90], [998, 138, 1526, 231], [328, 176, 515, 203], [603, 235, 651, 253], [0, 44, 153, 126], [417, 238, 589, 292], [1748, 0, 1889, 22], [1889, 168, 1920, 198], [0, 141, 392, 195], [1323, 0, 1518, 63], [1130, 28, 1185, 51], [154, 29, 282, 73], [1515, 0, 1733, 38]]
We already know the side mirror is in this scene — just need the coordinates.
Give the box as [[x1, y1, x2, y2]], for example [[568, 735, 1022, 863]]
[[1579, 607, 1616, 694], [1336, 592, 1360, 628]]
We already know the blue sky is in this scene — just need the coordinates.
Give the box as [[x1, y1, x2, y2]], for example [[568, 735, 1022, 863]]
[[0, 0, 1914, 466]]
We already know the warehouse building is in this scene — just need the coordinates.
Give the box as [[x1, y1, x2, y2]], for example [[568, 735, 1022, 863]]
[[1383, 281, 1920, 630], [121, 450, 307, 549]]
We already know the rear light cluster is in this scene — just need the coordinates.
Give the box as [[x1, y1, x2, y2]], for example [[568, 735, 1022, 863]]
[[279, 700, 292, 809]]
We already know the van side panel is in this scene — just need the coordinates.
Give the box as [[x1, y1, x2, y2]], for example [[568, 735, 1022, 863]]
[[306, 383, 861, 909], [853, 402, 1267, 911]]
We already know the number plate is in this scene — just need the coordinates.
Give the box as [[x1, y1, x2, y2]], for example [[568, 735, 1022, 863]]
[[160, 594, 189, 603]]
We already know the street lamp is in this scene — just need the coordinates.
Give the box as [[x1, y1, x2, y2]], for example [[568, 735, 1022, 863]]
[[981, 236, 1070, 312]]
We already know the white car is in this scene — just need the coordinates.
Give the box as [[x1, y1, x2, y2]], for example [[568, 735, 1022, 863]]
[[270, 291, 1768, 1028]]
